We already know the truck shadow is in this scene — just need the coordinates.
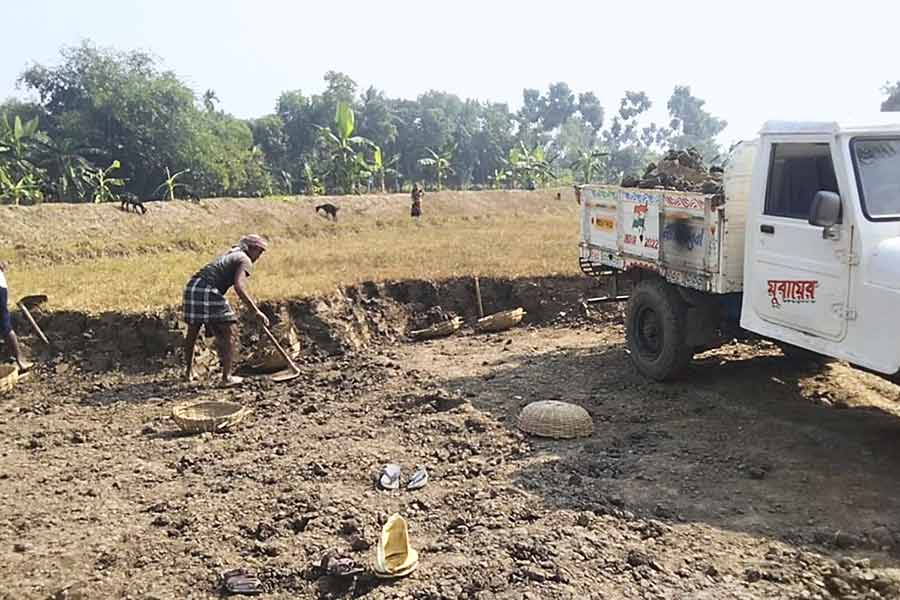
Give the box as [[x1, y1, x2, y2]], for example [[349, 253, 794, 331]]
[[440, 338, 900, 560]]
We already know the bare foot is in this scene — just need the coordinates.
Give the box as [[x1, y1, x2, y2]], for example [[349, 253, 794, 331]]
[[221, 375, 244, 388]]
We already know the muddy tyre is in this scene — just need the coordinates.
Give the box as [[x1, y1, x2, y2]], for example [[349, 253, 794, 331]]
[[626, 279, 691, 381]]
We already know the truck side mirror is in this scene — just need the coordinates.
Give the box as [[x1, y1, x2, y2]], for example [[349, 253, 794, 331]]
[[809, 191, 841, 228]]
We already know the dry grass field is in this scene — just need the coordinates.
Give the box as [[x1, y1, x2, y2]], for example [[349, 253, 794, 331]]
[[0, 188, 580, 312]]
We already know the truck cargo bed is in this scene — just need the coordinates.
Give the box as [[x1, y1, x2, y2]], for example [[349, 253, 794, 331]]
[[577, 185, 743, 294]]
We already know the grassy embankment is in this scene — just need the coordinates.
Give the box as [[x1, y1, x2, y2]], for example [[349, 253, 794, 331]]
[[0, 189, 581, 313]]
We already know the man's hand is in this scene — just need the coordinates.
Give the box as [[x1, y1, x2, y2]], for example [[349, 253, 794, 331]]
[[255, 310, 270, 328]]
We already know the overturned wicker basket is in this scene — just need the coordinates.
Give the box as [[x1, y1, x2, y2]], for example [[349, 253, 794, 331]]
[[410, 317, 463, 340], [475, 308, 526, 334], [172, 401, 250, 433], [517, 400, 593, 439], [0, 365, 19, 394]]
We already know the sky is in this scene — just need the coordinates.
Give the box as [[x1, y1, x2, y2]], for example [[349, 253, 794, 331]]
[[1, 0, 895, 145]]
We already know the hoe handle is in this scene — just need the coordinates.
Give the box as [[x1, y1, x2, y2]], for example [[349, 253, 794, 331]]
[[261, 324, 300, 373], [18, 303, 49, 346]]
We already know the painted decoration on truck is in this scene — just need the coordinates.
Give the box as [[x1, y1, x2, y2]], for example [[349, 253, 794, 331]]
[[622, 191, 661, 259], [767, 280, 818, 308], [663, 194, 704, 211]]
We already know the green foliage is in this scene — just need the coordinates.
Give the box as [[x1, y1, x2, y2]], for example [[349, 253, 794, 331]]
[[418, 146, 455, 191], [85, 160, 126, 203], [317, 101, 375, 194], [508, 142, 555, 189], [3, 40, 732, 199], [571, 148, 608, 184], [154, 166, 190, 201], [301, 161, 324, 196]]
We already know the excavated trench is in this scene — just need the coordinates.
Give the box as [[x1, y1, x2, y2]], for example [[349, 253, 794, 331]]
[[8, 275, 606, 373]]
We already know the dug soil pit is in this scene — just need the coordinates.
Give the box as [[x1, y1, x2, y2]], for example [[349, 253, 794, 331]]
[[3, 276, 900, 599]]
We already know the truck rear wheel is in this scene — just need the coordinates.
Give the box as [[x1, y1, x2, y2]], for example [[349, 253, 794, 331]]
[[626, 279, 692, 381]]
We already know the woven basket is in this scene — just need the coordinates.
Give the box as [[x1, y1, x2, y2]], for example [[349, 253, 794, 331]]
[[410, 317, 463, 340], [517, 400, 593, 439], [475, 308, 525, 333], [172, 401, 250, 433], [0, 365, 18, 394]]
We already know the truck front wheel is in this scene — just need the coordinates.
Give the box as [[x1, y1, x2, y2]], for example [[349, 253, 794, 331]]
[[626, 279, 692, 381]]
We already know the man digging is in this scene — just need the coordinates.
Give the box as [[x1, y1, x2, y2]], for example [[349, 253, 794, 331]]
[[182, 235, 270, 386], [0, 262, 33, 373]]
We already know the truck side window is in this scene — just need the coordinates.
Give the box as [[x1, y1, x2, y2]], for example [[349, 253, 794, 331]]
[[764, 143, 839, 220]]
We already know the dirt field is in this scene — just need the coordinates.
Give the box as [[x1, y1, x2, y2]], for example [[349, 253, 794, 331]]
[[4, 277, 900, 599]]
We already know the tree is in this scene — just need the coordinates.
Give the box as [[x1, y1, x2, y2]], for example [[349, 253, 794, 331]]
[[571, 148, 608, 183], [371, 146, 398, 193], [85, 159, 126, 203], [155, 166, 190, 200], [578, 92, 605, 132], [203, 89, 219, 113], [881, 82, 900, 111], [508, 142, 554, 189], [666, 86, 727, 160], [418, 146, 454, 191], [317, 101, 375, 194]]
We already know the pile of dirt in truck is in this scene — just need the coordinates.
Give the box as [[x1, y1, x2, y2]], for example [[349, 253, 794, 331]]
[[622, 147, 724, 196]]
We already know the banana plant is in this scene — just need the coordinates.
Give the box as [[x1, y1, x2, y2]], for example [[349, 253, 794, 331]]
[[86, 160, 127, 203], [301, 161, 324, 196], [0, 114, 40, 163], [417, 146, 455, 191], [317, 102, 376, 194], [0, 168, 42, 205], [488, 167, 511, 189], [33, 138, 97, 201], [155, 166, 191, 201], [508, 142, 555, 189], [571, 148, 609, 184], [371, 146, 399, 193]]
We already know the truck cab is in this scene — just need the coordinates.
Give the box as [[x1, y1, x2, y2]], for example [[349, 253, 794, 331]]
[[742, 119, 900, 376]]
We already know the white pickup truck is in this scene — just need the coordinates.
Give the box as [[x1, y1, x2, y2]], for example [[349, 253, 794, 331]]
[[576, 119, 900, 381]]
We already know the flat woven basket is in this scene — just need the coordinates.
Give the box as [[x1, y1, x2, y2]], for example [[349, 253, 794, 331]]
[[517, 400, 593, 439], [0, 365, 18, 394], [475, 308, 525, 333], [171, 401, 250, 433]]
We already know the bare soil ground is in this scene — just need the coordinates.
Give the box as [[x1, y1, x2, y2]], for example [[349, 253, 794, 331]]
[[4, 285, 900, 599]]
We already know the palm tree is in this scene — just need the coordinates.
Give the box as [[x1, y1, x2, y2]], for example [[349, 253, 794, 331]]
[[202, 89, 219, 113], [418, 146, 455, 191]]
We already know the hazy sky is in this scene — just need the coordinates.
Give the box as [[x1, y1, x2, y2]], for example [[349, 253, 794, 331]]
[[1, 0, 894, 144]]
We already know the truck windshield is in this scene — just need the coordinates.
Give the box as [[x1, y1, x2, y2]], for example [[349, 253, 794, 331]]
[[852, 138, 900, 220]]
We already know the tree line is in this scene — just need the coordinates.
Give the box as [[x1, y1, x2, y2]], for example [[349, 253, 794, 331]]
[[0, 41, 737, 204]]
